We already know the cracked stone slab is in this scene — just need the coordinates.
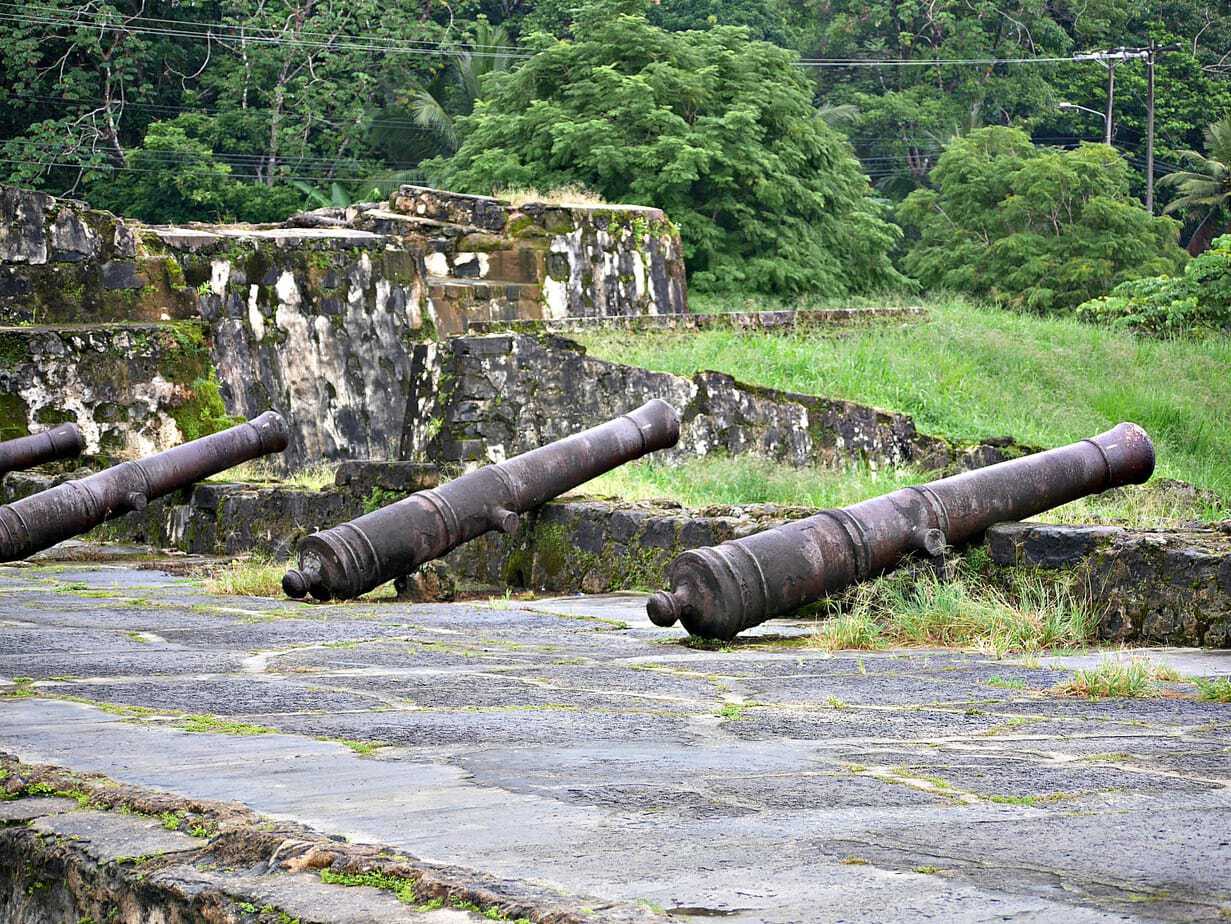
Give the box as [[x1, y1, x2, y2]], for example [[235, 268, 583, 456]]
[[31, 809, 207, 862]]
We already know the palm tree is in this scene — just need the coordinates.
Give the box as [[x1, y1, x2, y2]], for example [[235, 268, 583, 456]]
[[1159, 114, 1231, 255], [407, 19, 514, 152]]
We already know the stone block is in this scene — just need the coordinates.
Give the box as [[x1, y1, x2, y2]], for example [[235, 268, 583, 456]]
[[100, 260, 144, 290]]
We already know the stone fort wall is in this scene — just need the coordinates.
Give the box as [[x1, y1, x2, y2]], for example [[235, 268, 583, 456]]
[[0, 184, 686, 468]]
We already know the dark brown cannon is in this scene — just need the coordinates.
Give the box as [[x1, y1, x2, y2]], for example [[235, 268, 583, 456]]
[[0, 423, 86, 477], [647, 423, 1155, 640], [283, 399, 681, 601], [0, 412, 289, 563]]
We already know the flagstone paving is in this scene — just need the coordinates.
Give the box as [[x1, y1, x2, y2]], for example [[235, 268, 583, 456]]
[[3, 562, 1231, 922]]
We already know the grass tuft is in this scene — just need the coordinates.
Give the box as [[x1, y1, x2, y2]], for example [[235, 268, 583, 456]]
[[498, 184, 608, 207], [202, 558, 292, 597], [811, 562, 1097, 657], [1054, 656, 1176, 699], [200, 558, 397, 601], [1195, 677, 1231, 703], [206, 461, 336, 491]]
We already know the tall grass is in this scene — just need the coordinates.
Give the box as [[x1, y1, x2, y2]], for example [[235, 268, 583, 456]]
[[576, 296, 1231, 498], [1055, 656, 1174, 699], [576, 457, 921, 509]]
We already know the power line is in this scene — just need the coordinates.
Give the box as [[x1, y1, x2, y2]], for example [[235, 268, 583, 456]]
[[0, 4, 1096, 70], [0, 8, 533, 60], [6, 0, 529, 54], [4, 92, 439, 134], [797, 54, 1077, 68], [0, 155, 424, 185]]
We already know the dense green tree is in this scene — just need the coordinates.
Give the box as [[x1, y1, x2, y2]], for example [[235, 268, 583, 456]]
[[0, 1, 454, 219], [431, 2, 903, 295], [807, 0, 1231, 200], [898, 127, 1186, 311]]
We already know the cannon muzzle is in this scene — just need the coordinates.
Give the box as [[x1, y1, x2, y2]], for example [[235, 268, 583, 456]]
[[284, 399, 681, 601], [0, 412, 289, 562], [649, 423, 1155, 640], [0, 423, 86, 477]]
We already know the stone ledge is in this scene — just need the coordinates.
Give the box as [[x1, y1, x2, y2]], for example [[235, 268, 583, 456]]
[[466, 306, 926, 335], [1, 759, 657, 924], [988, 521, 1231, 646]]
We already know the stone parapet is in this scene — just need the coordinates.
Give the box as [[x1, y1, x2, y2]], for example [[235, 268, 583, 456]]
[[404, 333, 1036, 472], [987, 521, 1231, 646]]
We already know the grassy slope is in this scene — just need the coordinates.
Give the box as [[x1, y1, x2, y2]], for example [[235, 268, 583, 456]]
[[576, 297, 1231, 499]]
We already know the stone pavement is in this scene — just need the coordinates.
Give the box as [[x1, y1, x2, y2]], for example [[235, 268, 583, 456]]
[[3, 562, 1231, 922]]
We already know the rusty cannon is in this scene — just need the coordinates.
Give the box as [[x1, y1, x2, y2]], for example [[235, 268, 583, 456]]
[[0, 412, 289, 563], [283, 399, 681, 601], [0, 423, 86, 478], [647, 423, 1155, 640]]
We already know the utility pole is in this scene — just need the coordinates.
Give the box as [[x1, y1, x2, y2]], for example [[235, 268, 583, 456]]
[[1144, 42, 1183, 214], [1146, 38, 1156, 211], [1073, 48, 1148, 146]]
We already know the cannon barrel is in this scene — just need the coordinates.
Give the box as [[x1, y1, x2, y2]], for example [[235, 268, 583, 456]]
[[0, 412, 289, 563], [0, 423, 86, 477], [283, 399, 681, 601], [647, 423, 1155, 640]]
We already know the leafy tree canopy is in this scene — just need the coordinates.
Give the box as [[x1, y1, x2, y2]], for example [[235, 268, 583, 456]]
[[431, 1, 903, 296], [898, 126, 1187, 311]]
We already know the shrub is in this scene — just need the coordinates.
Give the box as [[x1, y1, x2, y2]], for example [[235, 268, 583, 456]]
[[1076, 234, 1231, 335], [898, 127, 1187, 313]]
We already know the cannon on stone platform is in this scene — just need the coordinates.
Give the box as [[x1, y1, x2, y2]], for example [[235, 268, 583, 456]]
[[283, 399, 681, 601], [0, 412, 289, 562], [0, 423, 86, 478], [647, 423, 1156, 640]]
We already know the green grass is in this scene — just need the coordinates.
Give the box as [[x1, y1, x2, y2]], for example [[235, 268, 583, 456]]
[[1055, 656, 1172, 699], [575, 457, 1224, 526], [206, 461, 335, 491], [576, 295, 1231, 498], [200, 557, 396, 600], [1194, 677, 1231, 703], [201, 558, 293, 597], [576, 456, 921, 509], [812, 561, 1098, 657]]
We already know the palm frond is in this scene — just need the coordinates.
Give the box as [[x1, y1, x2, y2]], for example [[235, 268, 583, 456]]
[[407, 88, 458, 149], [816, 103, 860, 129]]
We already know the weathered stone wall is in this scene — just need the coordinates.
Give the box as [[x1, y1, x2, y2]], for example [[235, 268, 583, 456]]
[[0, 187, 194, 325], [404, 333, 1033, 470], [0, 323, 221, 460], [390, 186, 687, 324], [988, 521, 1231, 647], [1, 184, 688, 468]]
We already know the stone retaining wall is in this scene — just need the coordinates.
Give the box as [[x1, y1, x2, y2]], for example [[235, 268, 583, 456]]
[[0, 184, 687, 469], [988, 521, 1231, 647], [404, 333, 1035, 470]]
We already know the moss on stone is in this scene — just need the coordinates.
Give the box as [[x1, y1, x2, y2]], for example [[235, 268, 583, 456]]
[[169, 369, 242, 442], [0, 392, 30, 440], [0, 331, 30, 366]]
